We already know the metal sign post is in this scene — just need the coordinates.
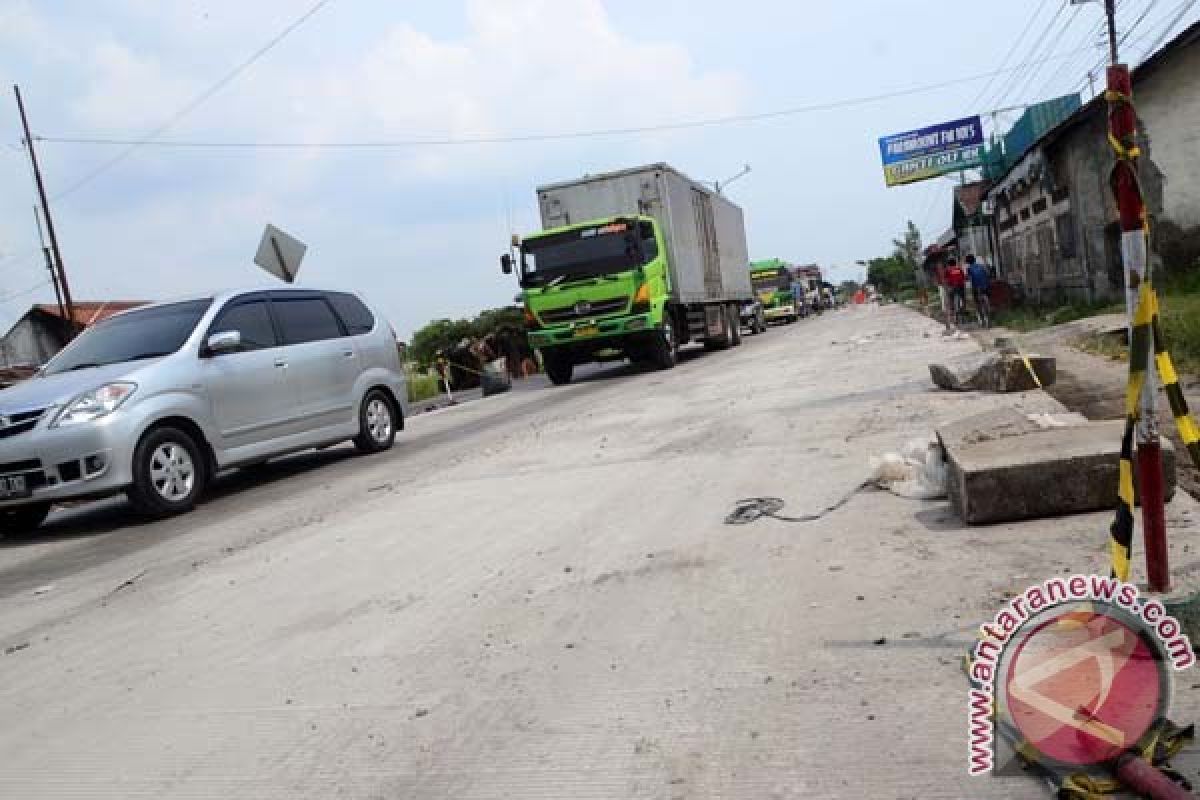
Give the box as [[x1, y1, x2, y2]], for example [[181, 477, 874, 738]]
[[253, 224, 307, 284]]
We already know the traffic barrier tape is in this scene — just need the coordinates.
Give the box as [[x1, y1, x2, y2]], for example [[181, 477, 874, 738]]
[[1109, 284, 1200, 583]]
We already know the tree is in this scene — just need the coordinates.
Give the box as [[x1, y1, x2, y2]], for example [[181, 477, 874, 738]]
[[865, 221, 923, 295], [892, 219, 922, 271], [407, 306, 528, 369], [408, 318, 475, 369], [866, 256, 913, 295]]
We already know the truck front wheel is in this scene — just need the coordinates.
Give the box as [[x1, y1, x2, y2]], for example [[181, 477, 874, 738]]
[[649, 321, 679, 370], [543, 352, 574, 385]]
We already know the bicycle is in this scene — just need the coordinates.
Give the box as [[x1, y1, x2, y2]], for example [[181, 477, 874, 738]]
[[973, 288, 991, 329], [951, 287, 969, 328]]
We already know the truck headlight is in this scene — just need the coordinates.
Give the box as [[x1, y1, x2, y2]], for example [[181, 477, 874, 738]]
[[53, 382, 137, 427]]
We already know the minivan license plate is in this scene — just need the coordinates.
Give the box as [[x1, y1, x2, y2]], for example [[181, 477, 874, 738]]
[[574, 325, 599, 338], [0, 474, 30, 500]]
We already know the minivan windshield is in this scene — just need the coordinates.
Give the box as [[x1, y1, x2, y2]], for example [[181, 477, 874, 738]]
[[43, 299, 213, 375]]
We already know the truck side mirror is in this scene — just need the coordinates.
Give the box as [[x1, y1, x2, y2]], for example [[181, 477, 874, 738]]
[[500, 253, 513, 275]]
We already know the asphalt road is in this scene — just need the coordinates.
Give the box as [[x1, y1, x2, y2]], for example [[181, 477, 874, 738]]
[[3, 306, 1199, 799]]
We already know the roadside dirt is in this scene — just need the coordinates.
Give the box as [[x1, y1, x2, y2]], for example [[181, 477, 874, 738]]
[[976, 313, 1200, 499]]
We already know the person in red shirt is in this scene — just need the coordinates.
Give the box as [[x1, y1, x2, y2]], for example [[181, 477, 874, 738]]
[[944, 257, 967, 324]]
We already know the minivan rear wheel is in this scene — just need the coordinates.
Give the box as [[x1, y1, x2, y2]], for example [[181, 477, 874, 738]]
[[354, 389, 397, 454], [127, 426, 207, 517], [0, 503, 52, 536]]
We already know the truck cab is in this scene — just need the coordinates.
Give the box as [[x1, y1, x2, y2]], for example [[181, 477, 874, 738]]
[[508, 216, 676, 384], [750, 260, 800, 324]]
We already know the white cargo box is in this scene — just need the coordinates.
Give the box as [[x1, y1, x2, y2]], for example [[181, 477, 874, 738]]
[[536, 163, 752, 305]]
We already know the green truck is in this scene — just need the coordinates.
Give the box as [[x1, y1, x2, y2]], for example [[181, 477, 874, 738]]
[[501, 164, 754, 385], [750, 259, 801, 323]]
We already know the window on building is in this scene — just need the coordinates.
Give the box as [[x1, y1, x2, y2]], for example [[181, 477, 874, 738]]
[[1020, 208, 1031, 221], [1051, 186, 1069, 204], [1032, 197, 1048, 215]]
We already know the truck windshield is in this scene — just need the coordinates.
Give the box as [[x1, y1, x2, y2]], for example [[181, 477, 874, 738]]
[[43, 299, 213, 375], [752, 271, 790, 292], [521, 220, 656, 287]]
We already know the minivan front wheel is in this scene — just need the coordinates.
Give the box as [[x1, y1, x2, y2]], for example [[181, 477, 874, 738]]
[[354, 390, 396, 454], [128, 426, 207, 517]]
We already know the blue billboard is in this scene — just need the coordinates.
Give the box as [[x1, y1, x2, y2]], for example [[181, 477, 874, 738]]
[[878, 115, 984, 187]]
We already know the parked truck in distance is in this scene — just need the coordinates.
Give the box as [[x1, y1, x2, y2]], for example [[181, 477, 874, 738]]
[[794, 265, 825, 310], [750, 258, 800, 324], [501, 163, 753, 385]]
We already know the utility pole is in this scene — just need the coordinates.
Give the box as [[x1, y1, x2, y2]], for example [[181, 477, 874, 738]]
[[1098, 0, 1169, 591], [14, 85, 76, 334], [33, 206, 65, 321]]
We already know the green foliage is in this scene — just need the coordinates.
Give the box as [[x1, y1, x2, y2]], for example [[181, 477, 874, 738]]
[[408, 318, 475, 370], [405, 370, 442, 404], [866, 255, 914, 295], [892, 220, 922, 271], [838, 280, 861, 297], [865, 220, 922, 295], [407, 305, 526, 369]]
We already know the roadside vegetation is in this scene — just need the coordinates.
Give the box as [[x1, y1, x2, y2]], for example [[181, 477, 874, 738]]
[[865, 220, 921, 296], [1073, 272, 1200, 375], [408, 306, 525, 370], [405, 369, 443, 404], [993, 300, 1122, 332]]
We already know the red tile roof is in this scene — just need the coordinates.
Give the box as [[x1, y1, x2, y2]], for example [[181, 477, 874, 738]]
[[34, 301, 148, 328]]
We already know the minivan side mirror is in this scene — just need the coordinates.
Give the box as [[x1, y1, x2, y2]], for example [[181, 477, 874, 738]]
[[500, 253, 513, 275], [206, 330, 242, 355]]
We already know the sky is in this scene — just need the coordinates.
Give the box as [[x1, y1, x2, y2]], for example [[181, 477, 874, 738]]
[[1, 0, 1197, 339]]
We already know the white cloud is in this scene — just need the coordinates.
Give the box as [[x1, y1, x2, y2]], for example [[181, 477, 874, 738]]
[[71, 42, 201, 131], [0, 0, 746, 335]]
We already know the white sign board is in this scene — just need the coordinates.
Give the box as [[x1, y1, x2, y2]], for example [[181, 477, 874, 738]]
[[254, 224, 307, 284]]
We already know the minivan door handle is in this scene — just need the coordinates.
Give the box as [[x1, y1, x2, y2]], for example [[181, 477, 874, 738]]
[[342, 349, 356, 359], [273, 359, 288, 368]]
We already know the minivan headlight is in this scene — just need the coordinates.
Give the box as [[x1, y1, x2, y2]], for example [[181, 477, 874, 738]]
[[53, 382, 137, 427]]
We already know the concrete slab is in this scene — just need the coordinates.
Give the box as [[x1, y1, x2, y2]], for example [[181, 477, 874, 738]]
[[930, 352, 1056, 392], [939, 410, 1177, 525]]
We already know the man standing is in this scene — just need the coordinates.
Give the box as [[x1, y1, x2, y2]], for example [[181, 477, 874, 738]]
[[944, 257, 967, 329], [965, 254, 992, 327]]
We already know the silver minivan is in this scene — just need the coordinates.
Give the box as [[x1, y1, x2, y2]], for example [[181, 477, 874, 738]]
[[0, 288, 407, 534]]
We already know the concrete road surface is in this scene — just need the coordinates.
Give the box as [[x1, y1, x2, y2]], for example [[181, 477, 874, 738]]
[[3, 305, 1199, 799]]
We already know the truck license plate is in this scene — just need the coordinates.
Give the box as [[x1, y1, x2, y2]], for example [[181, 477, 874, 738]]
[[0, 474, 30, 500], [574, 325, 599, 338]]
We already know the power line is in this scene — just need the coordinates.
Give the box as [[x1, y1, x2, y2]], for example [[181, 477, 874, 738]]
[[1137, 0, 1198, 58], [34, 49, 1105, 152], [993, 1, 1073, 109], [965, 2, 1055, 114], [0, 278, 51, 305], [49, 0, 336, 201]]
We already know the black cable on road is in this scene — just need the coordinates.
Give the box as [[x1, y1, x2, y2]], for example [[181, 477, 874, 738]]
[[724, 480, 874, 525]]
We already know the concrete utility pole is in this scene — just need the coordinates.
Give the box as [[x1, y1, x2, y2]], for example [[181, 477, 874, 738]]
[[1098, 0, 1169, 592], [33, 206, 66, 321], [14, 85, 76, 334]]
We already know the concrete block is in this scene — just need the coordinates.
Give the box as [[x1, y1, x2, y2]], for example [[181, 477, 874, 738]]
[[929, 353, 1056, 393], [938, 410, 1177, 525]]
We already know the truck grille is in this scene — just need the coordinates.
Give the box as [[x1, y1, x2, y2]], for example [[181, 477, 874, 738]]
[[0, 408, 45, 440], [539, 297, 628, 325]]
